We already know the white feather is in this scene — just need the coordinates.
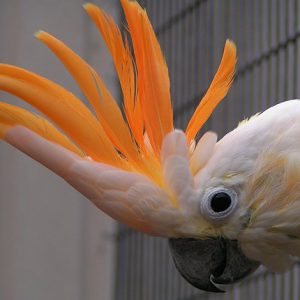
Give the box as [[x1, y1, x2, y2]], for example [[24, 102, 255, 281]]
[[160, 129, 188, 163], [190, 131, 217, 175]]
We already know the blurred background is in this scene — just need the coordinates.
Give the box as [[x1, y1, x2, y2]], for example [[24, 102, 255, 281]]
[[1, 0, 300, 299]]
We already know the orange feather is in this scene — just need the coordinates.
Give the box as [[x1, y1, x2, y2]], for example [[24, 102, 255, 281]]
[[35, 31, 141, 164], [0, 102, 83, 156], [0, 64, 124, 168], [84, 3, 145, 150], [120, 0, 174, 156], [0, 1, 237, 188], [185, 40, 237, 142]]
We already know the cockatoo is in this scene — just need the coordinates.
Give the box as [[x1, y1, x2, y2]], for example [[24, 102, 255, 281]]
[[0, 0, 299, 293]]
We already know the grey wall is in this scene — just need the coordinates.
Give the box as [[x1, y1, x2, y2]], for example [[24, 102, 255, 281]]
[[0, 1, 120, 299]]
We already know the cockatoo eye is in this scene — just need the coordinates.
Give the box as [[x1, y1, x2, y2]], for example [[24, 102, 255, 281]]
[[200, 188, 238, 225]]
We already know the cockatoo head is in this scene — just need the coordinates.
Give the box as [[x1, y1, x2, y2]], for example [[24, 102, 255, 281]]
[[4, 0, 298, 293]]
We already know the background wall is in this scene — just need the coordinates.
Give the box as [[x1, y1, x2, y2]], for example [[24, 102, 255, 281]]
[[115, 0, 300, 300], [3, 1, 300, 300], [0, 1, 119, 299]]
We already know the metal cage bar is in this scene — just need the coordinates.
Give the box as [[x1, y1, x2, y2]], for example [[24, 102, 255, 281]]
[[115, 1, 300, 299]]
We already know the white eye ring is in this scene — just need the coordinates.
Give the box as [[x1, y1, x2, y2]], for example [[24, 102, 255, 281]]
[[200, 188, 238, 225]]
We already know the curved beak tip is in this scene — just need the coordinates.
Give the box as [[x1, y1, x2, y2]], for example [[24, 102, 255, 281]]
[[168, 237, 260, 293]]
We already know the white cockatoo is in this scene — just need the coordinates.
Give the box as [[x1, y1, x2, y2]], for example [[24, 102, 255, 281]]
[[0, 0, 299, 292]]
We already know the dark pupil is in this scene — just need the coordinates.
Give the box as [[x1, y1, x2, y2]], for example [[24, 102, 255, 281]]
[[210, 192, 232, 213]]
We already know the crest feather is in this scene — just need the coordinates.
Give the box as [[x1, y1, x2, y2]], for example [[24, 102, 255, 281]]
[[84, 3, 145, 150], [121, 0, 173, 155], [36, 31, 141, 166], [186, 40, 236, 142], [0, 102, 83, 155], [0, 64, 124, 168]]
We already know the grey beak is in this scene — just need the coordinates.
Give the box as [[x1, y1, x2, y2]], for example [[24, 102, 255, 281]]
[[168, 238, 260, 293]]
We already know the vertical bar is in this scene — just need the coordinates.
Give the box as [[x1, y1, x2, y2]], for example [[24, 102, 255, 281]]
[[169, 0, 176, 125], [283, 270, 293, 299], [190, 0, 197, 109], [277, 0, 286, 103], [287, 0, 296, 100], [269, 272, 276, 300], [149, 236, 155, 300], [160, 240, 166, 300], [211, 0, 223, 136], [293, 0, 299, 100], [141, 233, 148, 300], [136, 233, 142, 300], [268, 0, 276, 106], [130, 232, 135, 300], [223, 0, 231, 136], [238, 0, 249, 129], [172, 0, 180, 125], [228, 0, 239, 131], [257, 272, 265, 300], [296, 0, 300, 99], [293, 264, 300, 300], [177, 0, 191, 128], [247, 276, 255, 300], [244, 0, 253, 118], [251, 0, 261, 114], [260, 0, 268, 112], [234, 0, 245, 127], [115, 230, 125, 300], [274, 273, 282, 300], [126, 231, 131, 300]]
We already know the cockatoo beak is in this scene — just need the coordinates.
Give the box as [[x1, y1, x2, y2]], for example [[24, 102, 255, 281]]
[[168, 238, 260, 293]]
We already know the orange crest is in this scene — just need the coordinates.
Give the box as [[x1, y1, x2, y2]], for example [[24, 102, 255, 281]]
[[0, 0, 236, 184]]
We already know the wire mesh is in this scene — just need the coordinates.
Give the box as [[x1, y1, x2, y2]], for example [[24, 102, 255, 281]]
[[115, 0, 300, 299]]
